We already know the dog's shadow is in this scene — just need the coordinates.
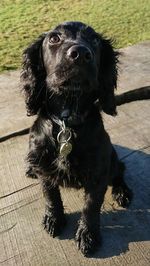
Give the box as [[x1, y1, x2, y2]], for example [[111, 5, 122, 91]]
[[59, 145, 150, 258]]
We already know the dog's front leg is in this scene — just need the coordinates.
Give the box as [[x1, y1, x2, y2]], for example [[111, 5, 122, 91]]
[[41, 180, 66, 237], [75, 182, 107, 256]]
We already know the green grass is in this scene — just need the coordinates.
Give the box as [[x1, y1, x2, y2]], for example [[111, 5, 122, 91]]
[[0, 0, 150, 72]]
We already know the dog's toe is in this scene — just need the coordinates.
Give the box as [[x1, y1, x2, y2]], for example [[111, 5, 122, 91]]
[[42, 212, 66, 237], [26, 167, 38, 179], [75, 222, 101, 256], [112, 185, 133, 208]]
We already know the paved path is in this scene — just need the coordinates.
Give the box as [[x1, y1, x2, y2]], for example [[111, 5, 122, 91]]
[[0, 42, 150, 265]]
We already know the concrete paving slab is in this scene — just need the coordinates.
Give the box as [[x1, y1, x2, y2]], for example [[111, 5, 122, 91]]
[[0, 42, 150, 265], [0, 71, 33, 137]]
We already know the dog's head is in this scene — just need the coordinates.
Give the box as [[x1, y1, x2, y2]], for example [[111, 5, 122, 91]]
[[21, 21, 118, 116]]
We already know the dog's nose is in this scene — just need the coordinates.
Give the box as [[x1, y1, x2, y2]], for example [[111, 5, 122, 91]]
[[67, 45, 93, 63]]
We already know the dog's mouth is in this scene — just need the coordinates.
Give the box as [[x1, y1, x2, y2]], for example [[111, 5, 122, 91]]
[[59, 80, 83, 92], [46, 65, 98, 126], [47, 64, 98, 92]]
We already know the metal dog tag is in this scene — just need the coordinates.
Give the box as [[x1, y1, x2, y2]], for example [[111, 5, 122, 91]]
[[60, 142, 72, 157]]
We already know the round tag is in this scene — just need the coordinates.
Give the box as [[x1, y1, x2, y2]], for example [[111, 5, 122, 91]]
[[60, 142, 72, 157]]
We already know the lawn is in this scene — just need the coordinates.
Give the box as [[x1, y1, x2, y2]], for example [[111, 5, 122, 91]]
[[0, 0, 150, 72]]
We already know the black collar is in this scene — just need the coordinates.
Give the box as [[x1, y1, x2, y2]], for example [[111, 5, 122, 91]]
[[59, 109, 89, 127]]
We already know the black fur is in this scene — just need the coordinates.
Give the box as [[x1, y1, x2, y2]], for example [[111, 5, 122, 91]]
[[21, 21, 132, 256]]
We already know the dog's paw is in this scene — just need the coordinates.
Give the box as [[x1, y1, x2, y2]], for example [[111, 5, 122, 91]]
[[75, 221, 101, 256], [26, 167, 38, 179], [42, 211, 66, 237], [112, 185, 133, 208]]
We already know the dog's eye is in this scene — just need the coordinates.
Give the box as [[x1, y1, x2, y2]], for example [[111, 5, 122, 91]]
[[49, 34, 61, 44]]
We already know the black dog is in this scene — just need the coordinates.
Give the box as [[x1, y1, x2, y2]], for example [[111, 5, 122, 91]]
[[21, 21, 133, 256]]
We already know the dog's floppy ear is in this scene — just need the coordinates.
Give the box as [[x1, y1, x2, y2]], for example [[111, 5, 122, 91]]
[[20, 34, 46, 116], [98, 36, 119, 116]]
